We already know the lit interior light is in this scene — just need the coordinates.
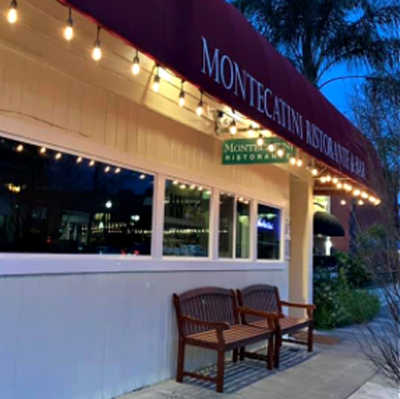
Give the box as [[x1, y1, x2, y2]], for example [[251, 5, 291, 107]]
[[196, 91, 204, 117], [63, 8, 74, 41], [296, 158, 303, 167], [344, 184, 352, 192], [92, 26, 102, 61], [178, 81, 185, 108], [115, 167, 121, 174], [276, 148, 285, 158], [361, 192, 368, 199], [375, 199, 381, 206], [131, 50, 140, 75], [139, 174, 146, 180], [353, 189, 361, 197], [326, 175, 332, 183], [267, 143, 276, 153], [16, 144, 23, 152], [368, 196, 375, 203], [7, 0, 18, 24], [256, 134, 264, 147], [336, 182, 343, 190], [76, 156, 83, 164], [104, 166, 111, 173], [153, 65, 161, 92], [340, 199, 347, 206], [358, 199, 364, 206], [229, 119, 237, 135], [105, 200, 112, 209], [89, 160, 95, 167], [332, 177, 339, 185], [311, 168, 319, 176], [55, 152, 62, 160], [320, 176, 327, 184], [289, 157, 296, 166], [40, 147, 47, 155]]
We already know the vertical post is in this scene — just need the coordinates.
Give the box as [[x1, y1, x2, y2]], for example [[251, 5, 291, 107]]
[[151, 174, 166, 259], [210, 188, 219, 260]]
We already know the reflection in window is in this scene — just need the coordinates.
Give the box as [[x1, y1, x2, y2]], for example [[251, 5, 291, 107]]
[[219, 194, 234, 258], [236, 200, 250, 258], [0, 137, 153, 254], [163, 180, 210, 257], [257, 204, 281, 260]]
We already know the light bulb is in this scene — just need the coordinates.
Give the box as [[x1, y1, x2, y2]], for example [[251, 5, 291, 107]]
[[131, 53, 140, 75], [311, 168, 319, 176], [353, 189, 361, 197], [289, 157, 296, 166], [7, 0, 18, 24], [256, 134, 264, 147], [340, 199, 347, 206], [277, 148, 285, 158], [326, 175, 332, 183], [267, 144, 276, 153], [196, 101, 204, 117], [358, 199, 364, 206], [115, 167, 121, 174], [76, 156, 82, 163], [336, 182, 343, 189], [361, 192, 368, 199], [332, 177, 339, 184], [296, 158, 303, 167], [139, 174, 146, 180], [229, 120, 237, 135], [16, 144, 23, 152], [178, 90, 185, 107], [40, 147, 47, 154], [105, 166, 110, 173], [55, 152, 62, 160], [92, 45, 102, 61], [153, 74, 160, 92], [89, 160, 95, 167], [63, 9, 74, 42], [320, 176, 327, 184]]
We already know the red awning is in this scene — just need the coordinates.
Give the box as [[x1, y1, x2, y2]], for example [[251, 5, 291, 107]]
[[59, 0, 383, 194]]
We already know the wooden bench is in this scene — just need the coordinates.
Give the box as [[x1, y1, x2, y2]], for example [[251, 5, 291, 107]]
[[237, 284, 316, 368], [173, 287, 276, 393]]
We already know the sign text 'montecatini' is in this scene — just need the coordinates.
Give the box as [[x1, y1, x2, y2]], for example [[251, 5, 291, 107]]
[[201, 36, 366, 179]]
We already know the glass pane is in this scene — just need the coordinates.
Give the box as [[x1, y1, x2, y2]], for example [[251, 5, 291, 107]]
[[219, 194, 234, 258], [0, 137, 153, 254], [163, 180, 210, 257], [257, 204, 281, 259], [236, 201, 250, 258]]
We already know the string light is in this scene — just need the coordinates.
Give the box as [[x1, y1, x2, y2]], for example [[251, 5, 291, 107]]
[[332, 177, 339, 185], [55, 152, 62, 160], [326, 175, 332, 183], [340, 199, 347, 206], [353, 188, 361, 197], [39, 146, 47, 155], [152, 65, 161, 92], [320, 176, 327, 184], [229, 119, 237, 135], [139, 174, 146, 180], [89, 160, 95, 167], [131, 49, 140, 75], [179, 184, 186, 190], [248, 125, 255, 138], [296, 158, 303, 167], [256, 134, 264, 147], [76, 156, 82, 163], [104, 166, 111, 173], [196, 91, 204, 117], [16, 144, 23, 152], [336, 182, 343, 189], [7, 0, 18, 24], [311, 168, 319, 176], [358, 199, 364, 206], [92, 26, 102, 61], [178, 80, 185, 107], [115, 167, 121, 174], [173, 180, 179, 185], [361, 191, 368, 199], [289, 157, 297, 166], [189, 184, 196, 190], [63, 7, 74, 41], [267, 143, 276, 153]]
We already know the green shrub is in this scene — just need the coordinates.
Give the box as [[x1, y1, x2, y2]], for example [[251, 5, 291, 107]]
[[314, 268, 380, 330], [335, 251, 372, 288]]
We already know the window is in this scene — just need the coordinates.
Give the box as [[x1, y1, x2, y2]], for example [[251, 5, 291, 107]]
[[218, 195, 250, 259], [257, 204, 281, 260], [163, 180, 210, 257], [0, 137, 153, 254]]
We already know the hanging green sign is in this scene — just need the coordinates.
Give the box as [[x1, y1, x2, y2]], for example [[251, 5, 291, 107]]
[[222, 138, 296, 165]]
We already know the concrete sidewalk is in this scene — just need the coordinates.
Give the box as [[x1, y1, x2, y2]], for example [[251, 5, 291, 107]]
[[118, 328, 397, 399]]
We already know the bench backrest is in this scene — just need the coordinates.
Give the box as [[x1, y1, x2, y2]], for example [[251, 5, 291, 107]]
[[237, 284, 282, 323], [173, 287, 238, 336]]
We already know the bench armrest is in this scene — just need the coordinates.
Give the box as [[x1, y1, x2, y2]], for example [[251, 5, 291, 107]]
[[237, 306, 279, 329], [280, 301, 316, 318], [180, 316, 230, 344]]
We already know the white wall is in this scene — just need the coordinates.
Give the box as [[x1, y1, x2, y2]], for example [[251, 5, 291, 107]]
[[0, 268, 288, 399]]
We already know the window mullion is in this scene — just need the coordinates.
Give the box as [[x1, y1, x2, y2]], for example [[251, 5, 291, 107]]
[[232, 197, 237, 259], [151, 173, 166, 259]]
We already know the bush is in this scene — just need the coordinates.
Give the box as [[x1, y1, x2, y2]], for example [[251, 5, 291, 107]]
[[335, 251, 372, 288], [314, 268, 380, 329]]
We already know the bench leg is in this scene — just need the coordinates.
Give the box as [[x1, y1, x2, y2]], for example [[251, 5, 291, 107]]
[[232, 348, 238, 363], [176, 339, 185, 383], [274, 334, 281, 368], [216, 350, 225, 393], [267, 336, 274, 370], [308, 323, 314, 352], [239, 346, 245, 361]]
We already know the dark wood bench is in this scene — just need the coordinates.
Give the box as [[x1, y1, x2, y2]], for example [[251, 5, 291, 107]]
[[173, 287, 276, 393], [237, 284, 316, 368]]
